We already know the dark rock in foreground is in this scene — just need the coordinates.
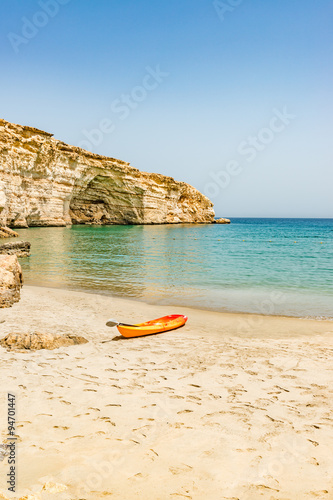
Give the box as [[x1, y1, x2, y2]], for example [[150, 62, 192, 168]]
[[0, 332, 88, 350], [0, 240, 31, 257]]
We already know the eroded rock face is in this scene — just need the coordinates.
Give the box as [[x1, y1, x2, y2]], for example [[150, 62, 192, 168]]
[[0, 254, 23, 308], [0, 119, 215, 227], [0, 332, 88, 350]]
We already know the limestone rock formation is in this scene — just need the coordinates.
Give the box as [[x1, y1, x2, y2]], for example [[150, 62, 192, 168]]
[[0, 226, 19, 238], [0, 119, 215, 227], [0, 332, 88, 350], [0, 241, 31, 257], [0, 254, 23, 308], [216, 218, 231, 224]]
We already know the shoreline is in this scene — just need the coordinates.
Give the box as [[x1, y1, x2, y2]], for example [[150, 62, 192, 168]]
[[19, 280, 333, 323], [23, 285, 333, 338]]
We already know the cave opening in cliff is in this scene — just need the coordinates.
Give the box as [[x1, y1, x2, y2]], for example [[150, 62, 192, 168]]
[[68, 175, 145, 225]]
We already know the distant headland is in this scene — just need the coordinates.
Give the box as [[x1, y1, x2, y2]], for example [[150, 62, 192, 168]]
[[0, 119, 215, 227]]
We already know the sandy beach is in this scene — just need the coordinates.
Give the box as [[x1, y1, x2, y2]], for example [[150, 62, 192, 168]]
[[0, 285, 333, 499]]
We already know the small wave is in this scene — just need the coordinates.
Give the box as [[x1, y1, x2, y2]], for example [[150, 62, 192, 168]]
[[300, 316, 333, 321]]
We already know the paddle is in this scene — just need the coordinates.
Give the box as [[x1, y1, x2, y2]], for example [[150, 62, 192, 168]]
[[106, 318, 139, 328]]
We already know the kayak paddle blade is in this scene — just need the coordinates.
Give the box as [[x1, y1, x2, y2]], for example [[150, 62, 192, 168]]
[[106, 319, 119, 327]]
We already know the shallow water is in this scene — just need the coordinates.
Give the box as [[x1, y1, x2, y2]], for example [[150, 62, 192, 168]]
[[15, 218, 333, 318]]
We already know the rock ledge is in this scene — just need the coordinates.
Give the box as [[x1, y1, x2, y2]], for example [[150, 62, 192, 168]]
[[0, 241, 31, 257], [216, 218, 231, 224]]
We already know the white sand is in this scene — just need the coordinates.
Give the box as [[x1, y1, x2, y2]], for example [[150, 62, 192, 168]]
[[0, 286, 333, 499]]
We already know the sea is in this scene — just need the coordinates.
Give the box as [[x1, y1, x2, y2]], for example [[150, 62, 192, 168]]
[[14, 218, 333, 319]]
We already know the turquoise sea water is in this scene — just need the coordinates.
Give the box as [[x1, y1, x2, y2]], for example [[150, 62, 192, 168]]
[[15, 218, 333, 319]]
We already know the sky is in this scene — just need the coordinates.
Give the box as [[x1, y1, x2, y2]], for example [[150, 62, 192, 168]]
[[1, 0, 332, 217]]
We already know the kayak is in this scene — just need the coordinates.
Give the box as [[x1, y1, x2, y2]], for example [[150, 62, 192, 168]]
[[117, 314, 188, 338]]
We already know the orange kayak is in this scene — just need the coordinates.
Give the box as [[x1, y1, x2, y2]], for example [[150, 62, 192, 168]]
[[117, 314, 188, 338]]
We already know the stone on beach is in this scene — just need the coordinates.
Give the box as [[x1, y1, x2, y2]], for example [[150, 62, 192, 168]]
[[0, 331, 88, 350], [0, 254, 23, 308]]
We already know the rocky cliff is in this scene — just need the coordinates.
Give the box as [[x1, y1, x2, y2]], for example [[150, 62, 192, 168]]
[[0, 119, 215, 227]]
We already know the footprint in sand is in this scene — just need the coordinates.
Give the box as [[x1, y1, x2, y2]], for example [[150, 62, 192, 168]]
[[170, 491, 192, 498], [169, 464, 193, 475], [98, 417, 116, 426], [17, 421, 32, 428]]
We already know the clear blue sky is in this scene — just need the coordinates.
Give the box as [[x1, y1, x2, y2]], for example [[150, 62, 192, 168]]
[[1, 0, 332, 217]]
